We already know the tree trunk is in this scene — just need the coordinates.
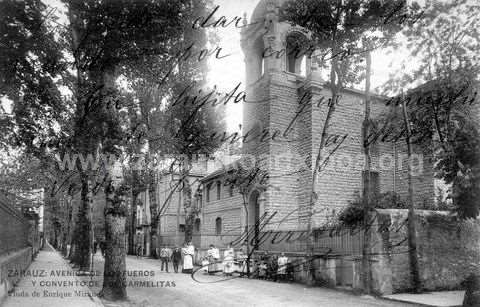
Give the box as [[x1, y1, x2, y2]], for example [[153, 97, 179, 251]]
[[53, 227, 59, 248], [71, 176, 92, 271], [61, 230, 68, 256], [101, 179, 128, 301], [401, 93, 422, 293], [62, 193, 74, 256], [128, 191, 138, 255], [362, 49, 373, 294], [68, 229, 76, 260], [182, 158, 194, 243], [99, 65, 128, 300], [183, 181, 193, 243], [150, 188, 159, 258]]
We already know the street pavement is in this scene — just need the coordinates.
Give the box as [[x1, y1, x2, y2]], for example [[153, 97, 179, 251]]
[[82, 254, 418, 307], [2, 246, 420, 307], [2, 243, 103, 307]]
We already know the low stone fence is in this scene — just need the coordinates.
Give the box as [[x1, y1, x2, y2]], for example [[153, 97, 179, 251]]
[[0, 197, 40, 303], [355, 209, 480, 295], [0, 247, 33, 304]]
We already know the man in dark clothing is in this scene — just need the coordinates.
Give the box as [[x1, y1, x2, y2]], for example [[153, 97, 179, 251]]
[[100, 241, 106, 257], [268, 255, 278, 281], [171, 247, 182, 273]]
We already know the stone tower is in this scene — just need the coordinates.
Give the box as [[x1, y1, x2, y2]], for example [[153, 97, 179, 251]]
[[240, 0, 435, 233], [240, 0, 324, 231]]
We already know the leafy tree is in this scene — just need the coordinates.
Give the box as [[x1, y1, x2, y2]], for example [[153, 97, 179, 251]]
[[1, 0, 224, 299], [373, 2, 480, 295], [0, 0, 71, 155], [380, 0, 480, 218], [61, 0, 226, 299], [61, 0, 210, 299]]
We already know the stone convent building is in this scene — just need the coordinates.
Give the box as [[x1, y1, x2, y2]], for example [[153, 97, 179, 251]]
[[153, 0, 438, 252]]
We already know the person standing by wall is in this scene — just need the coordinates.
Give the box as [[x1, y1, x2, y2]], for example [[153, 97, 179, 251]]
[[160, 246, 170, 272], [236, 247, 247, 276], [207, 244, 220, 274], [277, 252, 288, 282], [182, 242, 195, 274], [223, 244, 235, 276], [135, 231, 143, 258], [171, 247, 182, 273], [268, 254, 278, 281]]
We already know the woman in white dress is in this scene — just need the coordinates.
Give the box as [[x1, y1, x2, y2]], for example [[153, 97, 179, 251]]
[[223, 244, 235, 276], [182, 242, 195, 274], [235, 248, 247, 275], [277, 252, 288, 281], [207, 244, 220, 274]]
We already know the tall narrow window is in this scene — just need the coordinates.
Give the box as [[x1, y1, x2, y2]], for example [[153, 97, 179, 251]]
[[229, 185, 234, 197], [215, 217, 222, 235], [286, 33, 308, 77], [362, 170, 380, 198], [206, 183, 211, 202], [250, 36, 265, 82], [216, 181, 221, 200], [194, 218, 201, 232]]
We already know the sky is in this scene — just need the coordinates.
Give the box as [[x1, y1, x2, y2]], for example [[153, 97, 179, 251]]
[[206, 0, 259, 132]]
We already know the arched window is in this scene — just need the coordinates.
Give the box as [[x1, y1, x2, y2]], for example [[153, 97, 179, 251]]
[[215, 217, 222, 235], [286, 33, 308, 77], [194, 218, 201, 232], [250, 36, 266, 82], [216, 181, 221, 200], [206, 183, 211, 202], [197, 196, 202, 209]]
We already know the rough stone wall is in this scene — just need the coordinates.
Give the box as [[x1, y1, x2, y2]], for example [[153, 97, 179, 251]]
[[373, 209, 480, 294], [308, 88, 435, 226], [311, 88, 366, 225], [267, 73, 304, 231]]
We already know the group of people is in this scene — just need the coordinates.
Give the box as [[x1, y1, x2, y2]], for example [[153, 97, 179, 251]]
[[256, 252, 294, 282], [155, 242, 294, 282], [201, 245, 293, 281], [157, 242, 195, 273], [92, 240, 106, 257], [201, 244, 247, 276]]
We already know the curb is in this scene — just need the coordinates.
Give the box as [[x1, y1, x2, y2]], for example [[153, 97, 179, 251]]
[[380, 295, 463, 307]]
